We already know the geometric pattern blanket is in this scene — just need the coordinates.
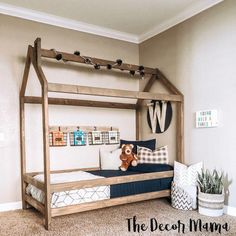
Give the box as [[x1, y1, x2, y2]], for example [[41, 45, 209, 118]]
[[26, 171, 110, 208]]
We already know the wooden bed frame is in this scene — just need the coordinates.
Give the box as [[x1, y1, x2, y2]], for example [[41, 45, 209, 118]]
[[20, 38, 184, 230]]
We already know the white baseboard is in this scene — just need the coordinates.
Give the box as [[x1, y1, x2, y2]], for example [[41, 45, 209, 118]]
[[0, 201, 22, 212], [224, 205, 236, 217], [0, 201, 236, 217]]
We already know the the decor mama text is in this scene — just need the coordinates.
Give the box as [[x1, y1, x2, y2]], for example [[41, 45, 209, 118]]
[[126, 216, 229, 234]]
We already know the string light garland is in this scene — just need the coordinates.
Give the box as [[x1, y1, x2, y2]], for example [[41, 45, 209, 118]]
[[57, 49, 147, 78]]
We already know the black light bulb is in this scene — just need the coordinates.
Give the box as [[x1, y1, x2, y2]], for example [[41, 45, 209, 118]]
[[116, 59, 122, 66], [94, 64, 100, 70], [130, 70, 135, 76], [107, 64, 112, 70], [74, 51, 80, 56], [56, 54, 62, 61], [139, 65, 144, 71]]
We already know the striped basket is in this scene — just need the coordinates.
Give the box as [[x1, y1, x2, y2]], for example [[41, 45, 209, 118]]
[[198, 187, 224, 217], [171, 182, 194, 210]]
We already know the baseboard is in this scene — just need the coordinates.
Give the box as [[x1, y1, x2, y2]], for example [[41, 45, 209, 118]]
[[0, 201, 236, 216], [224, 205, 236, 217], [0, 201, 22, 212]]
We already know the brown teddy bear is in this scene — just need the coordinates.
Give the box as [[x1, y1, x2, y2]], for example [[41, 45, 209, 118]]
[[120, 144, 138, 171]]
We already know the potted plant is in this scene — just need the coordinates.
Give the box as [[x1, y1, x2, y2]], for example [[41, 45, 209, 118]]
[[197, 169, 224, 217]]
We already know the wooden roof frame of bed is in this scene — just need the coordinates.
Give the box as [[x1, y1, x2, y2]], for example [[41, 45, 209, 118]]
[[20, 38, 184, 230]]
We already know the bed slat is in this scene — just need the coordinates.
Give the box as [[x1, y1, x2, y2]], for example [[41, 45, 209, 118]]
[[25, 194, 45, 215]]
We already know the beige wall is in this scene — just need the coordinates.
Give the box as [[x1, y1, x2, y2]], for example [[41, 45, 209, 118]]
[[0, 14, 139, 203], [1, 0, 236, 209], [139, 0, 236, 207]]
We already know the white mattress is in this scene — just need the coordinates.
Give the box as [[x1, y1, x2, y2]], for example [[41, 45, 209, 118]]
[[26, 171, 110, 208]]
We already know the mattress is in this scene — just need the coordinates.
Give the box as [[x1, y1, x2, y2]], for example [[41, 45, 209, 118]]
[[88, 164, 173, 198], [26, 171, 110, 208]]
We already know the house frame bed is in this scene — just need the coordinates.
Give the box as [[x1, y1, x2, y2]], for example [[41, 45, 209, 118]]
[[20, 38, 184, 230]]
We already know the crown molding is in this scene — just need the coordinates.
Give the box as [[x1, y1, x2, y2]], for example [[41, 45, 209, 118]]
[[138, 0, 224, 43], [0, 2, 139, 43], [0, 1, 223, 44]]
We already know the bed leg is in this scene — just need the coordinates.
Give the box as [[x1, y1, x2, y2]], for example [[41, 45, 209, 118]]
[[21, 180, 28, 210], [44, 216, 51, 230]]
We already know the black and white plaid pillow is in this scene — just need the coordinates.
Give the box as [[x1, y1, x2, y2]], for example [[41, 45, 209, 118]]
[[137, 146, 168, 164]]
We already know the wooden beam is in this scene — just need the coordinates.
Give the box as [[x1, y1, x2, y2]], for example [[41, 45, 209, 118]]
[[24, 96, 136, 110], [40, 48, 157, 75], [51, 190, 170, 217], [42, 85, 51, 230], [20, 46, 32, 97], [20, 97, 27, 209], [25, 194, 45, 215], [135, 75, 157, 139], [48, 83, 183, 102], [136, 74, 157, 107], [23, 174, 45, 191], [51, 171, 173, 192], [156, 69, 183, 95], [34, 38, 51, 230], [32, 39, 47, 86], [176, 101, 184, 163], [135, 108, 141, 140], [20, 46, 33, 210]]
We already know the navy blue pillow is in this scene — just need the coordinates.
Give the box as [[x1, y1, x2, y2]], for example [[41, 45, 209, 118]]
[[128, 163, 173, 173], [120, 139, 156, 154]]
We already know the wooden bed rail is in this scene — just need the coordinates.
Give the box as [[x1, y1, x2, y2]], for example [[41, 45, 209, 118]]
[[51, 190, 170, 217], [24, 170, 174, 193], [51, 170, 174, 192]]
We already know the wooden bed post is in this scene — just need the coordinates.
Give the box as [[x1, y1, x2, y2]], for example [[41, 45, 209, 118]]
[[33, 38, 51, 230], [156, 69, 184, 163], [136, 75, 157, 140], [176, 101, 184, 163], [20, 46, 32, 209], [135, 109, 141, 140]]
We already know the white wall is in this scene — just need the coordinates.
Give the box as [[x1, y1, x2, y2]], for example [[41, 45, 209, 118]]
[[139, 0, 236, 207], [0, 14, 139, 203]]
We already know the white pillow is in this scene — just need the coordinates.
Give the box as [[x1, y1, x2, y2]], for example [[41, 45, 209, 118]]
[[100, 148, 121, 170], [174, 161, 203, 186]]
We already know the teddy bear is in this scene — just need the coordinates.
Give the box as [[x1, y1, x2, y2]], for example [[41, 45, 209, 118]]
[[120, 144, 138, 171]]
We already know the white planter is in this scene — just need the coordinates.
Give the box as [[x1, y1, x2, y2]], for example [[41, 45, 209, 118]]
[[198, 188, 224, 217]]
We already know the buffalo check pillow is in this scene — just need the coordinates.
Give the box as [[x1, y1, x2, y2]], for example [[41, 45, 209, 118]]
[[137, 145, 169, 164]]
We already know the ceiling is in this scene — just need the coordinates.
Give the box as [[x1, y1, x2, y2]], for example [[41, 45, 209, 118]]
[[0, 0, 223, 43]]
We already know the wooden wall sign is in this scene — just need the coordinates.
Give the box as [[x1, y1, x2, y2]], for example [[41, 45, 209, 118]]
[[147, 100, 172, 133]]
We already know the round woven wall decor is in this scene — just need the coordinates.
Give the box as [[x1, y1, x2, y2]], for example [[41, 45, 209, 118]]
[[147, 100, 172, 133]]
